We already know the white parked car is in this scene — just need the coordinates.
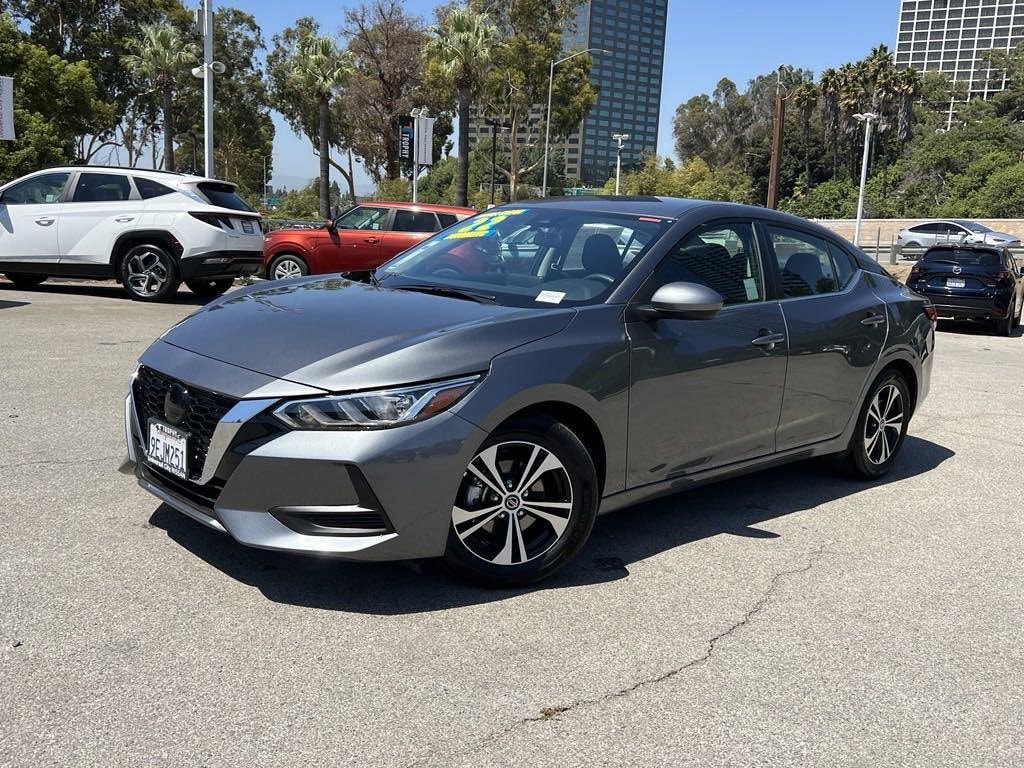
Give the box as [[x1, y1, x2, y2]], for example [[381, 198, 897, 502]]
[[0, 166, 264, 301], [897, 219, 1020, 250]]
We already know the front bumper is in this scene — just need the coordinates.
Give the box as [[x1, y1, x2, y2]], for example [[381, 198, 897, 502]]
[[179, 251, 263, 280], [124, 371, 487, 562]]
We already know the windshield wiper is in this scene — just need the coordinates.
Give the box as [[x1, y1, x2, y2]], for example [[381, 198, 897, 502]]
[[391, 283, 497, 304]]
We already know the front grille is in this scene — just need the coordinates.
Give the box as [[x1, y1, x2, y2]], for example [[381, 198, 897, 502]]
[[133, 366, 237, 482], [140, 463, 223, 513]]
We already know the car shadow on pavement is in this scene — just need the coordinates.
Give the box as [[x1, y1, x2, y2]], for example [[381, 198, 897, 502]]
[[147, 436, 954, 614], [938, 319, 1024, 338], [0, 280, 213, 305], [0, 298, 30, 309]]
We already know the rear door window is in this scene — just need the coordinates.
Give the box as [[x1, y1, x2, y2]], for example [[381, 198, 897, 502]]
[[393, 209, 441, 232], [72, 173, 132, 202], [767, 227, 842, 297], [437, 213, 459, 228]]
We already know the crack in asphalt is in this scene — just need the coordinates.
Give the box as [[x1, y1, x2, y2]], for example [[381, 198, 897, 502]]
[[0, 455, 123, 470], [404, 546, 827, 768]]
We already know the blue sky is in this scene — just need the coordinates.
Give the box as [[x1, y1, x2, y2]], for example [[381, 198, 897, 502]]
[[228, 0, 900, 192]]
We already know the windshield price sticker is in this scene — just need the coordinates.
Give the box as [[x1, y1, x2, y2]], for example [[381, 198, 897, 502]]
[[445, 209, 528, 240], [536, 290, 566, 304]]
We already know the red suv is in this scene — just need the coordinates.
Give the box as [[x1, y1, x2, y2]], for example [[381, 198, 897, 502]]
[[263, 201, 476, 280]]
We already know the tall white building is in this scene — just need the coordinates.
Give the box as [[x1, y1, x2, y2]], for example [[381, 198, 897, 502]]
[[895, 0, 1024, 99]]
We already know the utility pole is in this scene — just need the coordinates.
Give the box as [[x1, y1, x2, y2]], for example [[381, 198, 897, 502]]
[[612, 133, 630, 195], [263, 155, 270, 209], [767, 65, 790, 210]]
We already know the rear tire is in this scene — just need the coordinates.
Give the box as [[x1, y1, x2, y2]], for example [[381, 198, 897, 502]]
[[3, 273, 47, 289], [267, 254, 308, 281], [840, 371, 911, 480], [995, 310, 1013, 336], [443, 415, 599, 587], [185, 278, 234, 298], [118, 243, 180, 302]]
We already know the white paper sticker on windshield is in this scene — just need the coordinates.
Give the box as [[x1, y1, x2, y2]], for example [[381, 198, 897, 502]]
[[536, 290, 565, 304]]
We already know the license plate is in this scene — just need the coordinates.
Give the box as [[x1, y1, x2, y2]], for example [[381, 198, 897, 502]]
[[241, 220, 255, 234], [146, 420, 189, 479], [947, 277, 966, 288]]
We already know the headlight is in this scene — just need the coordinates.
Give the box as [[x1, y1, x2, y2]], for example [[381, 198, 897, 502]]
[[272, 375, 481, 430]]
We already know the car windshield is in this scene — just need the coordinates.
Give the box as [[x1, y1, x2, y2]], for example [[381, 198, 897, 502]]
[[375, 206, 672, 308], [923, 248, 1002, 266], [955, 220, 991, 233]]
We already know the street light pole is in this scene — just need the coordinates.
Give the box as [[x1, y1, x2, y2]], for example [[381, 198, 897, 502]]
[[853, 112, 878, 247], [542, 47, 610, 198], [263, 155, 270, 209], [201, 0, 214, 177], [612, 133, 630, 195]]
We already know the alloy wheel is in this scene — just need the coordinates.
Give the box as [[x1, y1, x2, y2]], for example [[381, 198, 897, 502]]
[[452, 441, 573, 566], [126, 250, 170, 296], [863, 384, 904, 465], [273, 258, 304, 280]]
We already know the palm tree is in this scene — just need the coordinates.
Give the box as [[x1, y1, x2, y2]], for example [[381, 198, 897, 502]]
[[424, 7, 498, 207], [790, 82, 818, 181], [123, 25, 198, 172], [294, 36, 351, 219], [892, 68, 920, 143], [819, 68, 841, 178]]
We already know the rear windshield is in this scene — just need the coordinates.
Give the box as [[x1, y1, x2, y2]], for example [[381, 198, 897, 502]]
[[197, 182, 254, 212], [923, 248, 1002, 266]]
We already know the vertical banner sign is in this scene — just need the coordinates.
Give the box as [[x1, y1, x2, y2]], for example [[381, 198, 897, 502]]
[[415, 116, 435, 166], [0, 77, 15, 141], [398, 116, 413, 165]]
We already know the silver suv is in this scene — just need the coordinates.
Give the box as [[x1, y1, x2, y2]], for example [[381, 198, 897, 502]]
[[0, 166, 264, 301]]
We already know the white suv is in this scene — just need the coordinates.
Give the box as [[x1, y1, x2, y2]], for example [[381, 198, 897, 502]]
[[0, 166, 264, 301]]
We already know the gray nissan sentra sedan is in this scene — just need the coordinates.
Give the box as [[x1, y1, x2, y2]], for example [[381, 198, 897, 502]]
[[123, 198, 935, 586]]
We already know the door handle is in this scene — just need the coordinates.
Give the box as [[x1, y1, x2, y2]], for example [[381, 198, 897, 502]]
[[35, 217, 54, 226], [363, 237, 379, 244], [751, 332, 785, 349], [115, 216, 134, 223], [861, 313, 886, 326]]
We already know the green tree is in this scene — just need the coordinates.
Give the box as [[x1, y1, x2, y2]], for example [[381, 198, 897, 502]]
[[7, 0, 189, 159], [122, 23, 198, 171], [0, 14, 106, 180], [472, 0, 597, 200], [424, 6, 497, 206]]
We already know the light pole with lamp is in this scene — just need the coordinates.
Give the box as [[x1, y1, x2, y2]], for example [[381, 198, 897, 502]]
[[190, 0, 223, 177], [542, 47, 610, 198], [852, 112, 879, 247], [612, 133, 629, 195]]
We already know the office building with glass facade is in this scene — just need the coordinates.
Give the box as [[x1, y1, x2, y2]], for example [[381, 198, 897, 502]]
[[895, 0, 1024, 99]]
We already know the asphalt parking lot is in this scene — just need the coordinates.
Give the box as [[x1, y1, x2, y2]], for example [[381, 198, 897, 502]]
[[2, 280, 1022, 768]]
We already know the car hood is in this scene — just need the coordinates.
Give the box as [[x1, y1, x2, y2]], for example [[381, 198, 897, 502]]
[[157, 277, 576, 391]]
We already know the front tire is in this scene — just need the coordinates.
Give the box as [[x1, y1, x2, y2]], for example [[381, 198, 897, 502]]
[[443, 415, 599, 587], [118, 244, 180, 301], [185, 278, 234, 298], [841, 371, 911, 480], [267, 253, 308, 281], [3, 273, 47, 289]]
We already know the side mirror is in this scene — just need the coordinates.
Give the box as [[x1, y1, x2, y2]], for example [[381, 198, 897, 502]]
[[324, 219, 336, 232], [637, 282, 724, 320]]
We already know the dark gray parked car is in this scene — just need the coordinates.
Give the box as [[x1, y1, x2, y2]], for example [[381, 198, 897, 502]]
[[123, 198, 936, 585]]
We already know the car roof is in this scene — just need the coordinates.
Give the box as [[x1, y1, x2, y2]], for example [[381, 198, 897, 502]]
[[16, 165, 225, 187], [359, 200, 476, 214], [496, 196, 845, 232]]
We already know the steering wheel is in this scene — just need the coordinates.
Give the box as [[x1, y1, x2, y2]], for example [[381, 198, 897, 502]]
[[587, 273, 616, 286]]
